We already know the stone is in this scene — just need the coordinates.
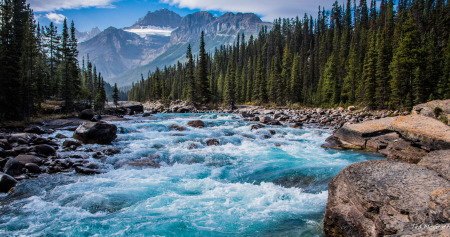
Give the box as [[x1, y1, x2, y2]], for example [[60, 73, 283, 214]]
[[187, 120, 205, 128], [0, 139, 12, 150], [412, 99, 450, 118], [170, 124, 186, 131], [348, 105, 357, 111], [0, 172, 17, 193], [290, 122, 303, 129], [379, 138, 428, 164], [31, 137, 52, 145], [75, 166, 105, 175], [251, 124, 265, 130], [206, 138, 220, 146], [79, 109, 95, 120], [3, 159, 24, 176], [14, 155, 43, 165], [389, 115, 450, 150], [324, 160, 450, 236], [241, 112, 255, 118], [418, 150, 450, 180], [24, 125, 46, 134], [365, 132, 400, 152], [73, 122, 117, 144], [63, 139, 82, 148], [12, 145, 30, 154], [25, 163, 41, 174], [34, 144, 57, 156], [102, 148, 121, 156], [8, 133, 30, 144], [55, 134, 68, 139]]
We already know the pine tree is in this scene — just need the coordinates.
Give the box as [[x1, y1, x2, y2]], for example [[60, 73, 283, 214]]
[[112, 83, 119, 107], [186, 44, 195, 102], [290, 53, 302, 103], [197, 31, 209, 104], [362, 30, 377, 109]]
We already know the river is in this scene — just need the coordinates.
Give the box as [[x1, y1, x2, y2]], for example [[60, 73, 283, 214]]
[[0, 113, 383, 236]]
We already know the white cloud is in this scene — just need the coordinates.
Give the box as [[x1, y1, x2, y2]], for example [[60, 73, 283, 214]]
[[28, 0, 119, 12], [161, 0, 346, 21], [45, 12, 66, 24]]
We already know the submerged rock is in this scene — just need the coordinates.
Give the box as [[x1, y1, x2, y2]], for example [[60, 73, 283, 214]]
[[63, 139, 82, 148], [0, 172, 17, 193], [324, 160, 450, 237], [73, 122, 117, 144], [187, 120, 204, 128], [206, 138, 220, 146], [170, 124, 186, 131]]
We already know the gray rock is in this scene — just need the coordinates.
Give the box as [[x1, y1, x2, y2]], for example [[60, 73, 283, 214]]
[[206, 138, 219, 146], [14, 154, 43, 165], [73, 122, 117, 144], [25, 163, 41, 174], [418, 150, 450, 180], [324, 160, 450, 237], [187, 120, 204, 128], [3, 159, 24, 176], [24, 125, 46, 134], [379, 138, 428, 164], [0, 172, 17, 193], [63, 139, 82, 148], [75, 166, 106, 175], [34, 144, 56, 156], [79, 109, 95, 120]]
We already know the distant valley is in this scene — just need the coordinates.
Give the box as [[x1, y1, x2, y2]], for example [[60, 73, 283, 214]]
[[77, 9, 272, 87]]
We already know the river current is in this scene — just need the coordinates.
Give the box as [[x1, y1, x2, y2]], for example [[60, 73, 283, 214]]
[[0, 113, 383, 236]]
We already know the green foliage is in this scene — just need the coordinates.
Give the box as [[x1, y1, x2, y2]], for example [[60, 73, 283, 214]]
[[128, 0, 449, 111]]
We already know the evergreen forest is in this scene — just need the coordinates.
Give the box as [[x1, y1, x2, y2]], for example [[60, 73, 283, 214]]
[[129, 0, 450, 110], [0, 0, 125, 121]]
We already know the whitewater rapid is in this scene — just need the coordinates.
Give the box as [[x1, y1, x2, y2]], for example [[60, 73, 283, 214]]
[[0, 113, 383, 236]]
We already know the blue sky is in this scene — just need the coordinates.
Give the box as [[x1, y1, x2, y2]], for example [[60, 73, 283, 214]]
[[28, 0, 373, 32]]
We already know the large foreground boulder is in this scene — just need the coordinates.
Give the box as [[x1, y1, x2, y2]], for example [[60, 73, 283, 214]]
[[324, 160, 450, 236], [73, 122, 117, 144], [0, 172, 17, 193]]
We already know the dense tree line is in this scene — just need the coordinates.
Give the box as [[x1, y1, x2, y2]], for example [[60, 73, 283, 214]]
[[0, 0, 120, 121], [129, 0, 449, 110]]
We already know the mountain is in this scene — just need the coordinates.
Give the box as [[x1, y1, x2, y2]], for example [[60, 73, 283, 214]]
[[130, 8, 181, 28], [78, 27, 169, 79], [78, 9, 272, 87], [76, 27, 101, 42], [111, 12, 271, 86]]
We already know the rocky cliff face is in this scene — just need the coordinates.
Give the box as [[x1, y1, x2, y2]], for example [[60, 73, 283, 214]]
[[131, 8, 181, 28], [323, 100, 450, 236]]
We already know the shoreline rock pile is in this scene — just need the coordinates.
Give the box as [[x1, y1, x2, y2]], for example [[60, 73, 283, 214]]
[[323, 100, 450, 236]]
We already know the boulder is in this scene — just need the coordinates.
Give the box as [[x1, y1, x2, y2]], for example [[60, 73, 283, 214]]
[[79, 109, 95, 120], [12, 146, 30, 154], [31, 137, 55, 145], [206, 138, 220, 146], [8, 133, 30, 144], [365, 132, 400, 152], [170, 124, 186, 131], [379, 138, 428, 163], [25, 163, 41, 174], [418, 150, 450, 180], [389, 115, 450, 150], [324, 160, 450, 236], [24, 125, 46, 134], [187, 120, 205, 128], [14, 154, 43, 165], [55, 134, 68, 139], [290, 122, 303, 129], [332, 117, 397, 149], [73, 122, 117, 144], [34, 144, 57, 156], [0, 172, 17, 193], [251, 124, 265, 130], [63, 139, 82, 148], [102, 148, 121, 156], [0, 139, 12, 150], [3, 159, 24, 176], [412, 99, 450, 118]]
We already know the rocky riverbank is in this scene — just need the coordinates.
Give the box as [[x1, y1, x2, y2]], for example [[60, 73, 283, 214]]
[[323, 100, 450, 236]]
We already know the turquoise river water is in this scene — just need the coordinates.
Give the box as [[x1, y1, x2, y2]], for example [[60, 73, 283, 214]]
[[0, 113, 383, 236]]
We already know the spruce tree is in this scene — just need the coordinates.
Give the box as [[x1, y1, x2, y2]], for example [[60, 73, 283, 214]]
[[186, 44, 195, 102], [113, 83, 119, 107], [197, 31, 209, 104]]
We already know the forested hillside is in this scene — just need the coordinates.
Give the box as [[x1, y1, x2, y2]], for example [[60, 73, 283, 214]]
[[0, 0, 121, 121], [129, 0, 449, 110]]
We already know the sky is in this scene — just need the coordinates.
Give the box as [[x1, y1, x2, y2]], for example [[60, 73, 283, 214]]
[[28, 0, 363, 32]]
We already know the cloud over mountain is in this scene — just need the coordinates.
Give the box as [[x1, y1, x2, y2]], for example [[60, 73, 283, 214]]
[[28, 0, 118, 12], [161, 0, 346, 21]]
